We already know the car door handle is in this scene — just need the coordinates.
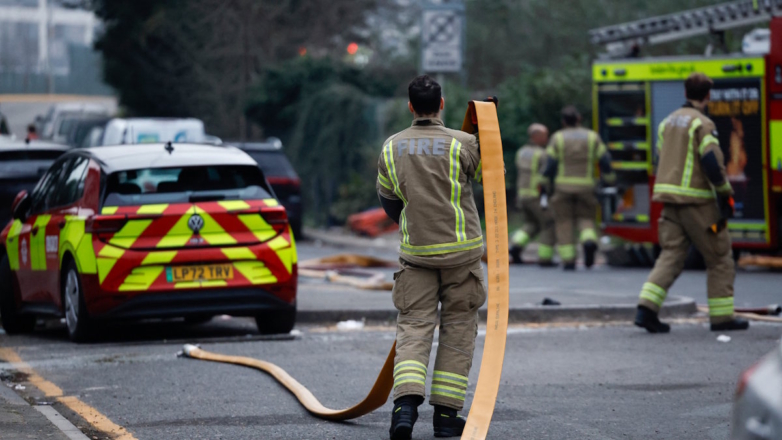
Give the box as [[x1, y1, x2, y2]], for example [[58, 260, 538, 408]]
[[32, 226, 39, 235]]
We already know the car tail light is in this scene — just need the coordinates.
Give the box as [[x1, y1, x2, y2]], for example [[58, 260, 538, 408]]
[[736, 361, 760, 398], [267, 177, 301, 190], [261, 207, 288, 225], [85, 215, 128, 234]]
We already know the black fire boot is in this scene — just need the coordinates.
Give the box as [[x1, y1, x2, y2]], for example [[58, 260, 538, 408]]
[[711, 318, 750, 332], [390, 395, 422, 440], [433, 405, 466, 438], [509, 246, 523, 265], [583, 241, 598, 269], [634, 305, 670, 334], [563, 262, 576, 271]]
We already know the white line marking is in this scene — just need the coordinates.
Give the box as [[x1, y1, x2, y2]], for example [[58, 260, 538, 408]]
[[34, 405, 91, 440]]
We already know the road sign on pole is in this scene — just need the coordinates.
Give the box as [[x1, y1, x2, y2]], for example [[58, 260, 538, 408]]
[[421, 2, 464, 74]]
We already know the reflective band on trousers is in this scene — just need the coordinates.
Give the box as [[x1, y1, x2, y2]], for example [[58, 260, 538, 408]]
[[511, 230, 530, 247], [394, 360, 427, 388], [399, 236, 483, 256], [538, 245, 553, 260], [383, 140, 410, 244], [579, 228, 597, 243], [708, 297, 734, 317], [448, 138, 467, 242], [558, 244, 576, 261], [639, 282, 667, 307], [431, 370, 468, 401]]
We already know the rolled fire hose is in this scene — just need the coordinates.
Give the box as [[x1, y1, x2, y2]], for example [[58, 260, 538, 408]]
[[181, 101, 510, 439]]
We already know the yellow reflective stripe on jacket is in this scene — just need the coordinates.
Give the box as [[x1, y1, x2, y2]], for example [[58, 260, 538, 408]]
[[716, 181, 733, 194], [656, 119, 667, 152], [587, 131, 596, 180], [474, 161, 483, 183], [377, 173, 393, 190], [699, 134, 719, 155], [653, 183, 714, 199], [399, 236, 483, 256], [556, 133, 565, 178], [681, 118, 702, 188], [383, 140, 409, 244], [448, 139, 467, 242]]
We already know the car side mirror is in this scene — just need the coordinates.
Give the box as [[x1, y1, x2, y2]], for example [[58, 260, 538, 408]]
[[11, 190, 30, 221]]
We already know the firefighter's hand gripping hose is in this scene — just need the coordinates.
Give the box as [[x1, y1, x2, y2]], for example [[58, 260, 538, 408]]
[[180, 101, 510, 439]]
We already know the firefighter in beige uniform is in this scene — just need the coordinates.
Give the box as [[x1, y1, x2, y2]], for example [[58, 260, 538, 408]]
[[544, 106, 615, 270], [377, 75, 486, 440], [509, 123, 555, 266], [635, 73, 749, 333]]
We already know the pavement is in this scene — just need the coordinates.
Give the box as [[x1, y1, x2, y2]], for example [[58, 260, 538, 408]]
[[298, 230, 780, 325], [1, 319, 779, 439]]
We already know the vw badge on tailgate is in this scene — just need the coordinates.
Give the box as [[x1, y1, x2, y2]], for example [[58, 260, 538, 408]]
[[188, 214, 204, 234]]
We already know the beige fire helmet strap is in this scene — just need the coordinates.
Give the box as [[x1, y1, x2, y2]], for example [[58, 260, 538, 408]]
[[180, 100, 510, 437], [460, 99, 510, 440]]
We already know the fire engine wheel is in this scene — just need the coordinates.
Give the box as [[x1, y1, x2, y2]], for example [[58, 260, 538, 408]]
[[254, 306, 296, 335], [62, 260, 94, 342], [0, 255, 35, 334]]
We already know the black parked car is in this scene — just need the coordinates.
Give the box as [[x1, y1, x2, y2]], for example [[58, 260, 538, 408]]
[[229, 139, 302, 238], [0, 141, 69, 224]]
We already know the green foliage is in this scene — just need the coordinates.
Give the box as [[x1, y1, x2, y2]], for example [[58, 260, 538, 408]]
[[246, 58, 399, 225]]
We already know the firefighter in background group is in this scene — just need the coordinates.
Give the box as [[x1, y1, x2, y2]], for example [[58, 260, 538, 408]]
[[377, 75, 486, 440], [635, 72, 749, 334], [509, 123, 556, 266], [544, 106, 615, 270]]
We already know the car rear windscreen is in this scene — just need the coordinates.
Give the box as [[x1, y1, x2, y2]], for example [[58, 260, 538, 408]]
[[246, 151, 298, 179], [0, 150, 65, 175], [103, 165, 273, 206]]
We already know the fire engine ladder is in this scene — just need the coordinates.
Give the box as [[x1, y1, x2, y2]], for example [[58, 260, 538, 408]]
[[590, 0, 782, 56]]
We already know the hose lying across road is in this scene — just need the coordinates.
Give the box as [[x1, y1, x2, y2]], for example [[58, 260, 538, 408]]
[[697, 305, 782, 324], [180, 101, 510, 440]]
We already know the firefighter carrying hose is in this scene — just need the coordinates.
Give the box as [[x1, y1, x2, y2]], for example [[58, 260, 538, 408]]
[[509, 123, 556, 266], [544, 106, 615, 270], [377, 75, 486, 439], [635, 72, 749, 333]]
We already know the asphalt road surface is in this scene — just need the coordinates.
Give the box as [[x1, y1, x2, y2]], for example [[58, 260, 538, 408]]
[[1, 318, 779, 439]]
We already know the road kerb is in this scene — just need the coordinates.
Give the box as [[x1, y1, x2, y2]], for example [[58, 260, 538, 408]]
[[297, 296, 697, 325]]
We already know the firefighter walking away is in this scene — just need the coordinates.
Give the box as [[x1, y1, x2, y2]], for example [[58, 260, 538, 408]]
[[510, 123, 556, 266], [377, 75, 486, 439], [635, 72, 749, 334], [544, 106, 615, 270]]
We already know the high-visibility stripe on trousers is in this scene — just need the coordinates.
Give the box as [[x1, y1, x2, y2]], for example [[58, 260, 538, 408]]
[[392, 257, 486, 410]]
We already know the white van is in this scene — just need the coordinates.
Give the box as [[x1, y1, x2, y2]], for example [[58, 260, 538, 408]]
[[99, 118, 206, 146]]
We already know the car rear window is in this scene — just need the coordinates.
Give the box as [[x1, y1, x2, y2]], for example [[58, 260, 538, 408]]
[[103, 165, 273, 206], [0, 150, 65, 175], [246, 151, 298, 179]]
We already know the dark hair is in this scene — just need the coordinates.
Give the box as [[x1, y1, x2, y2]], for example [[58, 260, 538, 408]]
[[685, 73, 713, 101], [561, 105, 581, 127], [408, 75, 442, 116]]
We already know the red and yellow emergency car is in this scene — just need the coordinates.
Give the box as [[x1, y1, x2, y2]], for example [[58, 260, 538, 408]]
[[0, 143, 297, 341]]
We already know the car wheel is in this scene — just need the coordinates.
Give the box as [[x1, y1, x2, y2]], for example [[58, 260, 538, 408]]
[[0, 255, 35, 334], [62, 260, 94, 342], [255, 306, 296, 335]]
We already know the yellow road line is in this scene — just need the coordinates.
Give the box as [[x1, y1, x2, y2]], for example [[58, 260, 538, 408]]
[[0, 347, 137, 440]]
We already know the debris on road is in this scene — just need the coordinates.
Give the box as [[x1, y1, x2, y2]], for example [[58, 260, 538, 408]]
[[347, 208, 399, 238], [717, 335, 731, 343], [336, 319, 366, 331], [542, 298, 561, 306], [299, 254, 397, 291]]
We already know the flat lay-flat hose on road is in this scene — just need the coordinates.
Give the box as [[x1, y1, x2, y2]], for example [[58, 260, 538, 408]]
[[181, 100, 510, 439]]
